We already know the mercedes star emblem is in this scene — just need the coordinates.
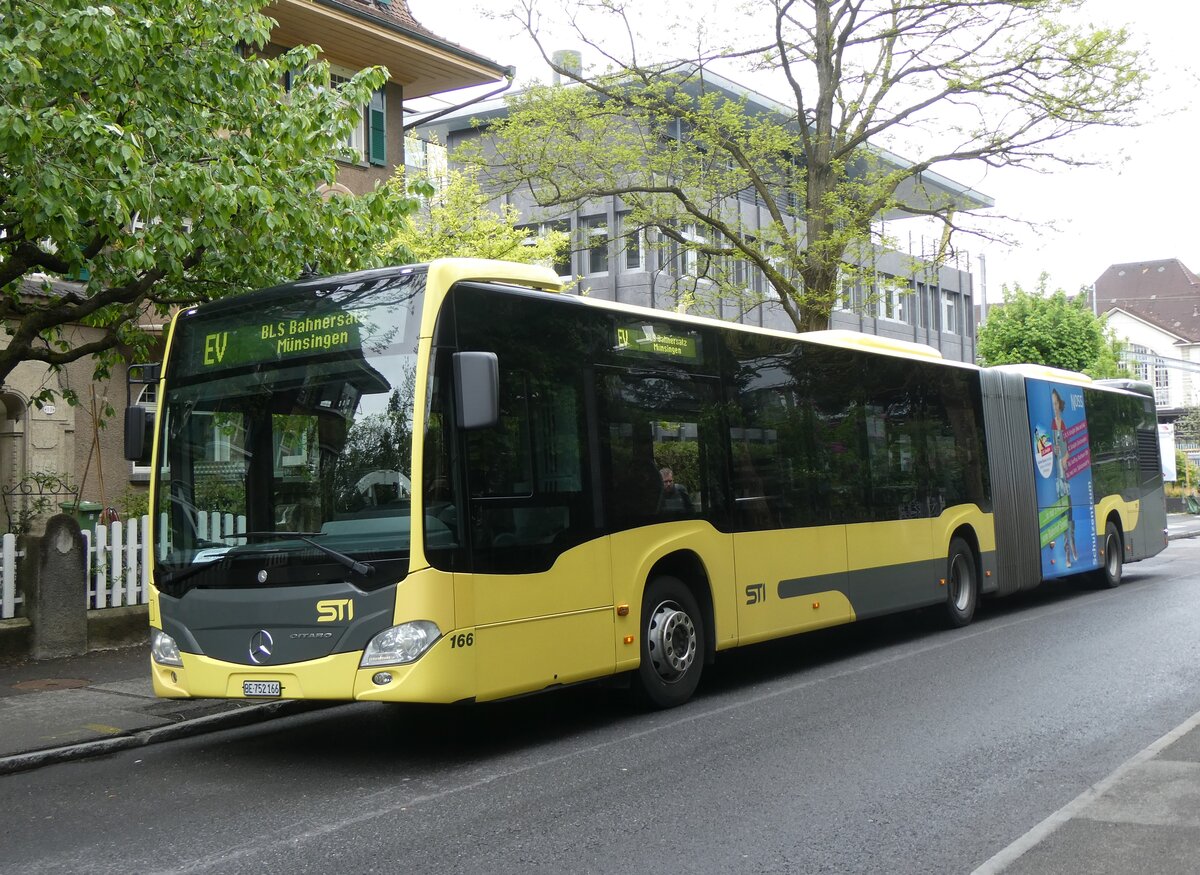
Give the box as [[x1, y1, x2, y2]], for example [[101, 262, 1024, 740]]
[[249, 629, 274, 664]]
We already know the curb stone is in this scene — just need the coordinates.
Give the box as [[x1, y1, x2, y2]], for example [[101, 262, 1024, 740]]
[[0, 699, 332, 777]]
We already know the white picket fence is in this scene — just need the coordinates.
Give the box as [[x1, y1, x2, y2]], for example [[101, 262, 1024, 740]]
[[0, 511, 247, 620], [0, 533, 22, 620]]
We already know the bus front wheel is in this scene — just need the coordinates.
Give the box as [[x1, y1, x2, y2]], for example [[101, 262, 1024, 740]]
[[1095, 521, 1123, 589], [633, 575, 704, 708], [945, 537, 978, 628]]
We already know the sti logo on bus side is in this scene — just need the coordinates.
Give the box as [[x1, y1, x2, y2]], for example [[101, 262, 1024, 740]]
[[204, 332, 228, 365], [316, 599, 354, 622]]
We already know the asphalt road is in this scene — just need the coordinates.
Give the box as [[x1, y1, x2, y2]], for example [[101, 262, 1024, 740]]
[[3, 539, 1199, 874]]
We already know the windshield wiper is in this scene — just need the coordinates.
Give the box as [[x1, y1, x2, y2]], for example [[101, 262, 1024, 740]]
[[156, 550, 228, 592], [239, 531, 375, 577]]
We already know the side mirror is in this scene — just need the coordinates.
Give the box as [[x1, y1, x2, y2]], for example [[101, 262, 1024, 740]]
[[453, 351, 499, 430], [124, 406, 154, 464]]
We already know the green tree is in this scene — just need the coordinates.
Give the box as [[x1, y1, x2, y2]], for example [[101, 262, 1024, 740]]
[[977, 276, 1128, 377], [465, 0, 1145, 329], [0, 0, 422, 395], [1174, 407, 1200, 441], [381, 169, 568, 268]]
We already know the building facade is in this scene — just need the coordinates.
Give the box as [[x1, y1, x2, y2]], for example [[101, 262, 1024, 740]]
[[1094, 259, 1200, 419], [417, 70, 990, 363]]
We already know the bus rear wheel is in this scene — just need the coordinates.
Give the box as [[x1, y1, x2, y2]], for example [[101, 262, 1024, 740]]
[[633, 575, 704, 709], [944, 537, 978, 628], [1094, 521, 1123, 589]]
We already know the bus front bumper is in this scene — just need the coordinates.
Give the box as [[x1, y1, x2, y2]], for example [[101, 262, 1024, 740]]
[[151, 633, 475, 704]]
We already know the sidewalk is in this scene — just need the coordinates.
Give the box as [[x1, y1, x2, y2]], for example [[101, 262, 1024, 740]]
[[974, 709, 1200, 874], [1, 515, 1199, 867], [0, 644, 323, 775]]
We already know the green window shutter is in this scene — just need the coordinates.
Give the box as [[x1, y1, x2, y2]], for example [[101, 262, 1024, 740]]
[[368, 88, 386, 166]]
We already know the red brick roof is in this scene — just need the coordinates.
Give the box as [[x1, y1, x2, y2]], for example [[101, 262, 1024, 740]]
[[341, 0, 427, 33], [1094, 259, 1200, 343], [331, 0, 504, 67]]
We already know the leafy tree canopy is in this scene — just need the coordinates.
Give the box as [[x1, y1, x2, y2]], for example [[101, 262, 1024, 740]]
[[977, 275, 1128, 377], [0, 0, 422, 398], [463, 0, 1146, 330], [381, 169, 569, 268]]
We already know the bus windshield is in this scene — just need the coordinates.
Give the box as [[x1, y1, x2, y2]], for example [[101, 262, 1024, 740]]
[[153, 268, 430, 594]]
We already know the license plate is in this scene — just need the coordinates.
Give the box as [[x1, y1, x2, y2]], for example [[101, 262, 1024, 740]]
[[243, 680, 281, 698]]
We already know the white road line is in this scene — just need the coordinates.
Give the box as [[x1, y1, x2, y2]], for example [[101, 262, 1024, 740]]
[[971, 707, 1200, 874]]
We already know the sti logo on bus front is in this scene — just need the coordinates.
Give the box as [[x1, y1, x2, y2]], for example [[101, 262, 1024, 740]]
[[316, 598, 354, 622]]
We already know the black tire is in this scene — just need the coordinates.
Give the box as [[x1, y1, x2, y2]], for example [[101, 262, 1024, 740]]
[[944, 537, 978, 628], [633, 575, 705, 708], [1095, 520, 1123, 589]]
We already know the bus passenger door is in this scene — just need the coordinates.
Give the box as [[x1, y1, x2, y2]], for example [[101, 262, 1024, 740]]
[[456, 365, 614, 702], [592, 364, 736, 657]]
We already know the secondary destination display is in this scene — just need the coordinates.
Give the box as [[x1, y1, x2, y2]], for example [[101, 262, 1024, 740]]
[[614, 320, 701, 362]]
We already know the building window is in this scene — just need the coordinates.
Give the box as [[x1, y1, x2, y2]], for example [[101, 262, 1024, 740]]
[[329, 67, 364, 161], [835, 276, 852, 312], [678, 224, 704, 277], [875, 276, 903, 320], [894, 281, 914, 324], [329, 66, 385, 166], [406, 134, 428, 170], [617, 212, 643, 271], [942, 290, 960, 335], [517, 220, 572, 277], [581, 215, 609, 275], [1126, 344, 1151, 383], [731, 258, 747, 290], [1154, 358, 1170, 407]]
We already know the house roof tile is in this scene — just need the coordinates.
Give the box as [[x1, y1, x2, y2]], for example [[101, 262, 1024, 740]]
[[1094, 258, 1200, 343]]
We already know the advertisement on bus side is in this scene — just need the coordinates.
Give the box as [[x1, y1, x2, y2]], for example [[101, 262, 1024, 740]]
[[1027, 379, 1099, 579]]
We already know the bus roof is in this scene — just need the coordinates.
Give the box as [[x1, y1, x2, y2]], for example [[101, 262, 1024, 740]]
[[800, 330, 944, 360], [991, 364, 1093, 385], [427, 258, 562, 292]]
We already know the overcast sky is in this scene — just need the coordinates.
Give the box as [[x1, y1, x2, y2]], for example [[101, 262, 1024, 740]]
[[408, 0, 1199, 304]]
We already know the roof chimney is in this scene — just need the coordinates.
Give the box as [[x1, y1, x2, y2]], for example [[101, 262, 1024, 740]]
[[552, 49, 582, 85]]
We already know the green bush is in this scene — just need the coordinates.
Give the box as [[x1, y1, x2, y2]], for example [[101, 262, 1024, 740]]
[[119, 486, 150, 519]]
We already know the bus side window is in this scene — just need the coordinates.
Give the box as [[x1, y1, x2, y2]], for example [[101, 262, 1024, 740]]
[[925, 366, 989, 511]]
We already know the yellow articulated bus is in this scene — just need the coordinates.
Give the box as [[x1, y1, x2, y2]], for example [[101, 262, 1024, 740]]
[[124, 258, 1167, 709]]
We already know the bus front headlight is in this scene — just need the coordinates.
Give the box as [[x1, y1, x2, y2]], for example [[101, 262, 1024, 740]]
[[151, 628, 184, 667], [360, 621, 441, 667]]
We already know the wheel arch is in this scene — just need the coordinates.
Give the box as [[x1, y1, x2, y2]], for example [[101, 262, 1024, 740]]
[[948, 524, 981, 577], [646, 549, 716, 665], [1106, 509, 1125, 539]]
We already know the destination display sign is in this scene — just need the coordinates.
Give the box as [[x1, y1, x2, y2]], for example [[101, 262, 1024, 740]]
[[183, 309, 364, 374], [614, 320, 701, 362]]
